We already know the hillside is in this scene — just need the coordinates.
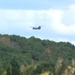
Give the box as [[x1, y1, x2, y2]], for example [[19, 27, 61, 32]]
[[0, 34, 75, 75]]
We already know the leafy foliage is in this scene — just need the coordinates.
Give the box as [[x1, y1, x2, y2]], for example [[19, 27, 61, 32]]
[[0, 34, 75, 75]]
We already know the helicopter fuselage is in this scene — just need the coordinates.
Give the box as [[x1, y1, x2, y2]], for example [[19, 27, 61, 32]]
[[33, 26, 41, 30]]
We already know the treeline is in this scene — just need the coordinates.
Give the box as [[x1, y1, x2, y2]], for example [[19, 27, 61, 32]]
[[0, 34, 75, 75]]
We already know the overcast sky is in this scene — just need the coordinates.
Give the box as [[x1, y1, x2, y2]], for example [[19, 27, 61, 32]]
[[0, 0, 75, 45]]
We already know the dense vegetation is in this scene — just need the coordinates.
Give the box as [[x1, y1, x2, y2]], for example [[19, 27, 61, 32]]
[[0, 34, 75, 75]]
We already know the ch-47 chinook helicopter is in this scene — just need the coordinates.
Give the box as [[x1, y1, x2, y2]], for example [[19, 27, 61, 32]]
[[30, 26, 41, 30]]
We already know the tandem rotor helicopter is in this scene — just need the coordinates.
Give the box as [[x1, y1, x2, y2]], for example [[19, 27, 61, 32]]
[[30, 26, 41, 30]]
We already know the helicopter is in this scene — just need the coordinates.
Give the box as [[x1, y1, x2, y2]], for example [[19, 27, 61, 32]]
[[30, 26, 41, 30]]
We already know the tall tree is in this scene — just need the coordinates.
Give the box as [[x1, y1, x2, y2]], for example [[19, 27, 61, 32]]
[[10, 57, 20, 75]]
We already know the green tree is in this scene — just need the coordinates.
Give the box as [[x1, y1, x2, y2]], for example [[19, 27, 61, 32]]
[[10, 57, 20, 75]]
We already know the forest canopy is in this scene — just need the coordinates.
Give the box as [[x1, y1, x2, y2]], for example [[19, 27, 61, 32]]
[[0, 34, 75, 75]]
